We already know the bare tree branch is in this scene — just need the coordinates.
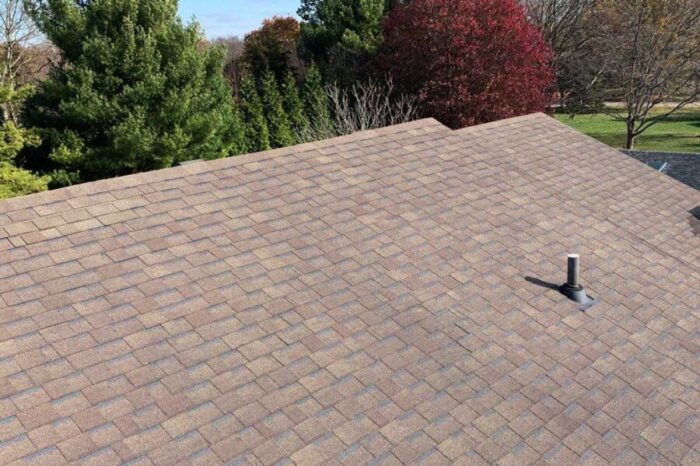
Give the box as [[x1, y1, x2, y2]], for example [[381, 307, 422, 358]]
[[300, 77, 419, 141]]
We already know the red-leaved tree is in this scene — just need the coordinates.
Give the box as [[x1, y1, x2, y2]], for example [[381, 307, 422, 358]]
[[378, 0, 555, 128]]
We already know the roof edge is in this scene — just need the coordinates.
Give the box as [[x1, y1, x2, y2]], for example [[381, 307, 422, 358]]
[[0, 118, 448, 215]]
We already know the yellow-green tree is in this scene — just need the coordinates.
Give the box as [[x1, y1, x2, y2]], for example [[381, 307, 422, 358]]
[[0, 82, 48, 199]]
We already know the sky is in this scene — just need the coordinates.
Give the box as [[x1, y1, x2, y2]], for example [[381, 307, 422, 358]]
[[178, 0, 300, 39]]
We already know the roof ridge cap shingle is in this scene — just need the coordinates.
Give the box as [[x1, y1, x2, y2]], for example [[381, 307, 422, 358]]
[[452, 112, 549, 134]]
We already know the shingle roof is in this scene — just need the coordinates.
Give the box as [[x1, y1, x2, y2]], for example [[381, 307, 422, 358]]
[[1, 114, 698, 465], [621, 150, 700, 191]]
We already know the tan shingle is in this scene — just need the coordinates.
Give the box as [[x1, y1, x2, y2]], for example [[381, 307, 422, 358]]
[[0, 115, 698, 464]]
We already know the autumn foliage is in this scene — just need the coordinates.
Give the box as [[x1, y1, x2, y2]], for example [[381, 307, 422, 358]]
[[242, 17, 303, 82], [378, 0, 555, 128]]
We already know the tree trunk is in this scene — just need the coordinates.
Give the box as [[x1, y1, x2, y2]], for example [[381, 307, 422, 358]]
[[625, 117, 636, 149]]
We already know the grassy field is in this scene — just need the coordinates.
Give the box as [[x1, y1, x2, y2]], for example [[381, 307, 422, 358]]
[[554, 108, 700, 153]]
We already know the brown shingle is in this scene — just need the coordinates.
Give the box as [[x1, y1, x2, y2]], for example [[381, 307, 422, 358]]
[[0, 115, 698, 464]]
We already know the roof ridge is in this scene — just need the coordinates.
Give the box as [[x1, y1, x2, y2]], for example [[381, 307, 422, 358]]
[[453, 112, 550, 134]]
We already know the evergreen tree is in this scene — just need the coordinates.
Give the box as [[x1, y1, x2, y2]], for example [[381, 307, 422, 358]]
[[298, 0, 388, 54], [298, 0, 389, 82], [303, 63, 333, 136], [22, 0, 242, 183], [260, 71, 294, 148], [230, 100, 248, 155], [281, 72, 310, 142], [238, 74, 270, 152]]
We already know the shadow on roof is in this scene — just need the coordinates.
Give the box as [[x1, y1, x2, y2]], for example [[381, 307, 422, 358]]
[[690, 206, 700, 236], [524, 276, 560, 291]]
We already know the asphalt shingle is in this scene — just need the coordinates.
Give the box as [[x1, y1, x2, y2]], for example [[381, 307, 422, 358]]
[[0, 114, 698, 465]]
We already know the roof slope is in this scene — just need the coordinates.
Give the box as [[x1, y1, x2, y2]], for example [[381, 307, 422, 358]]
[[0, 115, 698, 465]]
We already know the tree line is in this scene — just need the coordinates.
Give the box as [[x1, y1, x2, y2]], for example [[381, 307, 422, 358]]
[[0, 0, 697, 199]]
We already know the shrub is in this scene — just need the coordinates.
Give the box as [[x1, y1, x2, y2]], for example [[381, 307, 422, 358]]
[[0, 163, 48, 199]]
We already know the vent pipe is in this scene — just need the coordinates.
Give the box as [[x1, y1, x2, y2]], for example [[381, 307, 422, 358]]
[[559, 253, 594, 308], [567, 254, 580, 289]]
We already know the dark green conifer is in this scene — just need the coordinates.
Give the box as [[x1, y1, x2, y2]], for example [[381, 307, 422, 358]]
[[261, 71, 294, 148], [238, 74, 271, 152], [303, 63, 333, 136], [281, 72, 310, 142], [23, 0, 241, 182]]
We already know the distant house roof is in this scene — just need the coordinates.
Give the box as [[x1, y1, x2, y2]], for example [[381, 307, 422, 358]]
[[622, 149, 700, 191], [1, 114, 698, 465]]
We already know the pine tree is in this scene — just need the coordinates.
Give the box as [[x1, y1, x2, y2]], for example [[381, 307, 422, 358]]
[[281, 72, 310, 142], [298, 0, 389, 83], [298, 0, 387, 54], [230, 100, 248, 155], [239, 74, 270, 152], [22, 0, 242, 183], [303, 63, 333, 136], [261, 72, 294, 148]]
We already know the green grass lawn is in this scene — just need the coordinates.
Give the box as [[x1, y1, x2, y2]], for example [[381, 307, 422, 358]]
[[554, 108, 700, 153]]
